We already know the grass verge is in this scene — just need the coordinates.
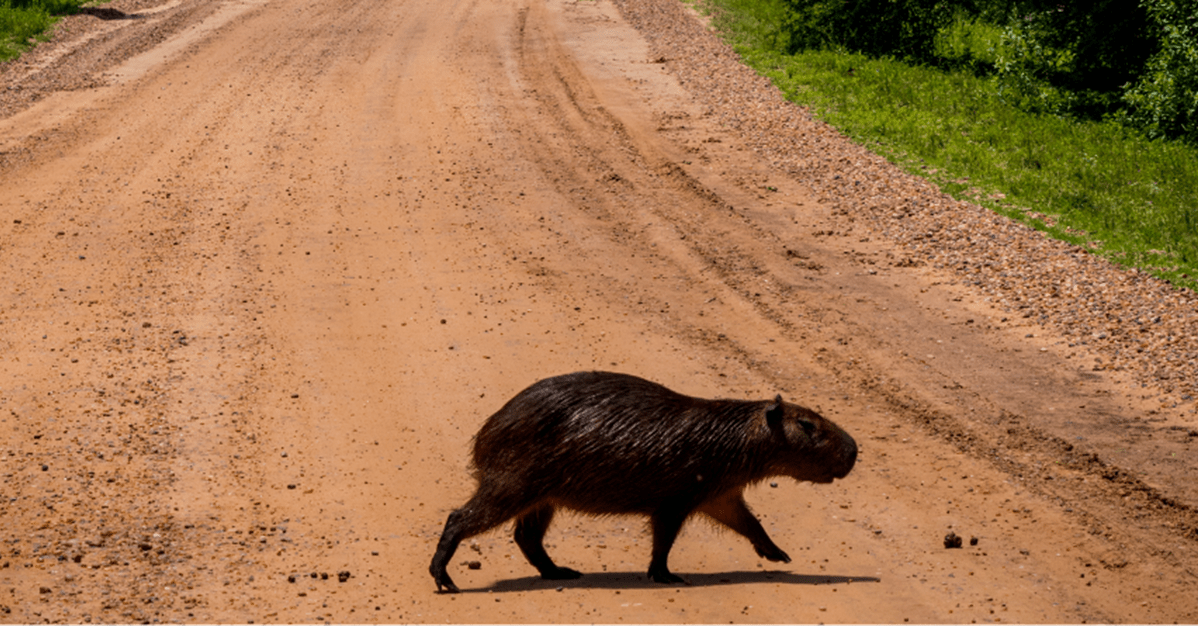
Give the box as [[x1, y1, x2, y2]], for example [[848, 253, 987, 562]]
[[1, 0, 91, 62], [704, 0, 1198, 291]]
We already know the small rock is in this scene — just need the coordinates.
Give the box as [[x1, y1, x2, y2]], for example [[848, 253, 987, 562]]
[[944, 532, 963, 549]]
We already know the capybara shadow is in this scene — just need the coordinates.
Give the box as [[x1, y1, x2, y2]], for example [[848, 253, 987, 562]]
[[473, 570, 881, 593], [429, 371, 858, 593]]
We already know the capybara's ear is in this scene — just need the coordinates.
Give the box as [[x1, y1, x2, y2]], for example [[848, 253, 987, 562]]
[[766, 395, 784, 429]]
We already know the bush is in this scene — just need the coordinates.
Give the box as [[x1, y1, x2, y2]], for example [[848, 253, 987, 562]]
[[778, 0, 953, 63], [992, 0, 1156, 119], [933, 13, 1005, 74], [762, 0, 1195, 143], [1122, 0, 1198, 143]]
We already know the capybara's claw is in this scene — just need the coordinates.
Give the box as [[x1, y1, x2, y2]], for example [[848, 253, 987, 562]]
[[757, 545, 792, 563], [432, 569, 460, 593]]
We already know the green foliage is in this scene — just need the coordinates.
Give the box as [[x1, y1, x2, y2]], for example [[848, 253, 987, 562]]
[[1122, 0, 1198, 143], [933, 13, 1005, 73], [991, 0, 1157, 120], [754, 0, 1194, 143], [0, 0, 87, 62], [989, 16, 1079, 114], [777, 0, 953, 62], [708, 0, 1198, 289]]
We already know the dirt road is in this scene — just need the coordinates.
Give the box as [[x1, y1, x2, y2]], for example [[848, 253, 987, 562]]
[[2, 0, 1197, 622]]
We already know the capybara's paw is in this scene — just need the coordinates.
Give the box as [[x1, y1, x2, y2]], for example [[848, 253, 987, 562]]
[[756, 545, 792, 563], [433, 572, 460, 593]]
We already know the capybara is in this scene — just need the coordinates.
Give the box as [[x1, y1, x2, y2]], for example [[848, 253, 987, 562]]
[[429, 371, 857, 592]]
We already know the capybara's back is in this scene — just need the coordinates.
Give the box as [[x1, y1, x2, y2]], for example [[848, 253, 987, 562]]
[[429, 371, 857, 592]]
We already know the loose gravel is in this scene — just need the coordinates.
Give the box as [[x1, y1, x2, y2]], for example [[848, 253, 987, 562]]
[[610, 0, 1198, 413], [0, 0, 219, 120]]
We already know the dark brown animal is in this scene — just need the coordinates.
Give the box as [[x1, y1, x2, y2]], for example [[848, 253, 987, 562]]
[[429, 371, 857, 592]]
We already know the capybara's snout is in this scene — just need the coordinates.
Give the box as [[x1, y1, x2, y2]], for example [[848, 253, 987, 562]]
[[810, 422, 857, 483], [832, 431, 858, 480]]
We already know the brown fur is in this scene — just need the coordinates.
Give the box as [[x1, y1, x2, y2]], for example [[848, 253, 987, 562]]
[[429, 371, 857, 592]]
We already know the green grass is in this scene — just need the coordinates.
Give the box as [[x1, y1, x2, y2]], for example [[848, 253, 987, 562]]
[[705, 0, 1198, 291], [0, 0, 91, 62]]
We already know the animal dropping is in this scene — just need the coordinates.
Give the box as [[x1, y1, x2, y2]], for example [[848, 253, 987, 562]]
[[429, 371, 858, 592]]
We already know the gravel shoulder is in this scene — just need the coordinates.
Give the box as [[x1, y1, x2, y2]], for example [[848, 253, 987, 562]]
[[1, 0, 1196, 622], [0, 0, 225, 120]]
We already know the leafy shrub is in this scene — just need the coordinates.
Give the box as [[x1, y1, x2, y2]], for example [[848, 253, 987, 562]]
[[990, 15, 1079, 114], [1122, 0, 1198, 143], [753, 0, 1193, 143], [992, 0, 1156, 119], [778, 0, 953, 62], [933, 13, 1006, 73]]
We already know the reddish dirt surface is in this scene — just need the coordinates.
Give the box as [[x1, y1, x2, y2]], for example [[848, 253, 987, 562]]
[[2, 0, 1197, 622]]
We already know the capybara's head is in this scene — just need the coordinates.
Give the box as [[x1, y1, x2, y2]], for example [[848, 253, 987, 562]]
[[763, 396, 857, 484]]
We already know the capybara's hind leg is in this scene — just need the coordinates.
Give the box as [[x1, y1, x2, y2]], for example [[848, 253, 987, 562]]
[[430, 509, 470, 593], [514, 505, 582, 580], [430, 489, 528, 593]]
